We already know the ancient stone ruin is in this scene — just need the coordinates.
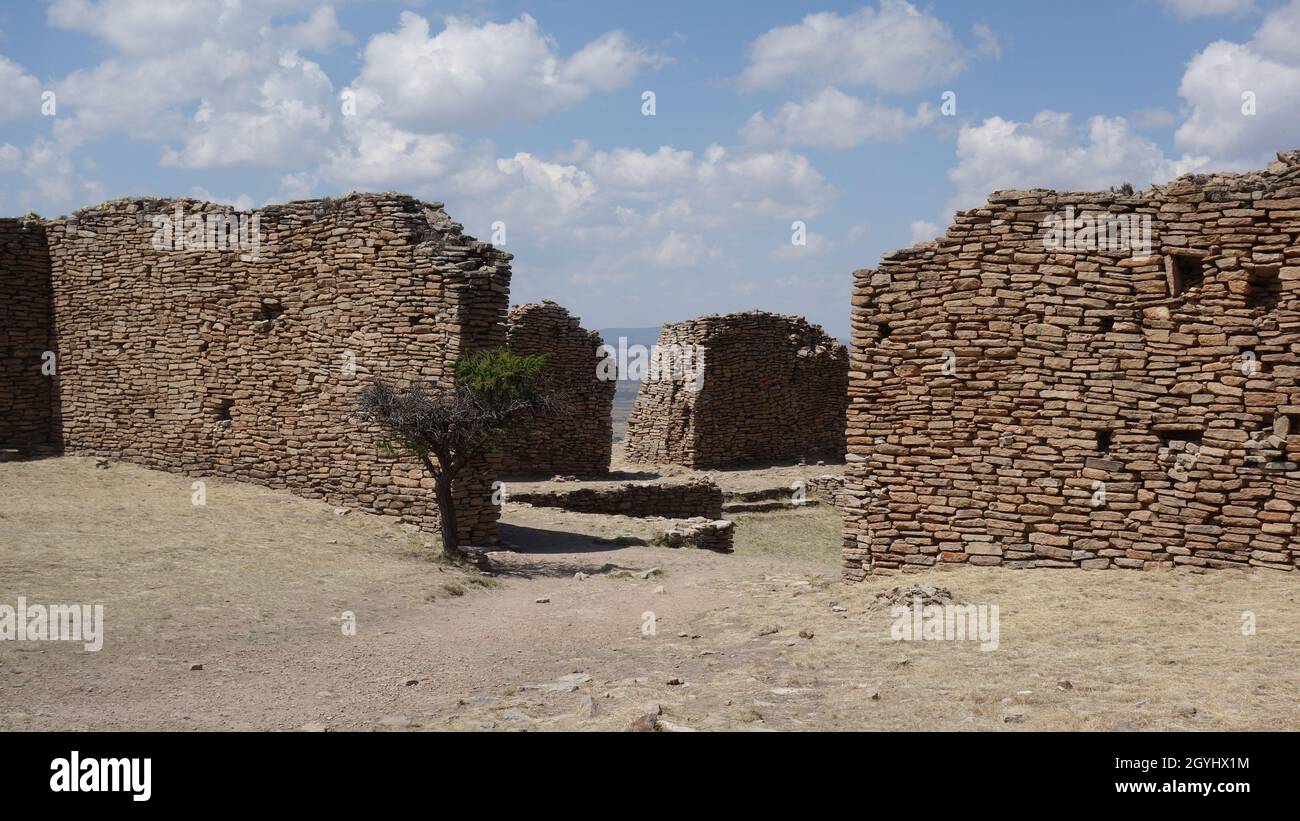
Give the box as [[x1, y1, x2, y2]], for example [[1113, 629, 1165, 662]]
[[0, 218, 56, 457], [500, 300, 614, 476], [625, 311, 848, 468], [0, 194, 510, 544], [508, 477, 722, 519], [843, 151, 1300, 579]]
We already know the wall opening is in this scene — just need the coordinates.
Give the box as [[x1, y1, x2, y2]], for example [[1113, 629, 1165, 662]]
[[878, 322, 892, 339], [1098, 316, 1115, 333], [1247, 265, 1282, 310], [1168, 253, 1205, 297], [1157, 428, 1201, 445], [215, 399, 234, 423], [1096, 430, 1114, 452], [260, 298, 283, 322]]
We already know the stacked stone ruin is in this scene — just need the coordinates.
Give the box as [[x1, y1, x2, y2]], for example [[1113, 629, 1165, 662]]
[[509, 477, 723, 519], [843, 151, 1300, 579], [0, 218, 55, 456], [625, 311, 848, 468], [0, 194, 510, 544], [500, 300, 613, 476]]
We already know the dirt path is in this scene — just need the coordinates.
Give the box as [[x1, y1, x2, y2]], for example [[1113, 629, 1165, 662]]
[[3, 457, 1298, 732]]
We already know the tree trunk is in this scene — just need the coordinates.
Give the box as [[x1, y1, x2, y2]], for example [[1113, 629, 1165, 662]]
[[434, 473, 460, 559], [424, 456, 461, 560]]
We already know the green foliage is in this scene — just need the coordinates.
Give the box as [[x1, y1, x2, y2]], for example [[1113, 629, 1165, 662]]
[[454, 348, 549, 406]]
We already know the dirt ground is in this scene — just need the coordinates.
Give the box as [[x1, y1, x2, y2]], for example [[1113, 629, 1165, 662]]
[[2, 455, 1297, 731]]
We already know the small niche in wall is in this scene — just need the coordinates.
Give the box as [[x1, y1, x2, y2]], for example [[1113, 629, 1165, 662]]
[[878, 322, 892, 339], [1096, 430, 1114, 452], [260, 298, 284, 321], [1157, 428, 1202, 446], [1098, 316, 1115, 333], [1167, 253, 1206, 297], [1247, 265, 1282, 310], [215, 399, 234, 423]]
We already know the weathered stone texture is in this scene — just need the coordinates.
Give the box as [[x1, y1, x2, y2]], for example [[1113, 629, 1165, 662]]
[[843, 152, 1300, 579], [509, 478, 722, 519], [0, 218, 56, 454], [500, 300, 613, 475], [625, 311, 847, 468], [34, 194, 509, 544], [653, 517, 735, 552]]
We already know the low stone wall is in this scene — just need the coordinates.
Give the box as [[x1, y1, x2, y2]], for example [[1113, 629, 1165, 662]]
[[508, 478, 723, 519], [805, 475, 845, 512], [653, 517, 734, 552]]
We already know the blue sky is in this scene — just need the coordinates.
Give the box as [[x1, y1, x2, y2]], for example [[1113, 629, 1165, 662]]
[[1, 1, 1296, 337]]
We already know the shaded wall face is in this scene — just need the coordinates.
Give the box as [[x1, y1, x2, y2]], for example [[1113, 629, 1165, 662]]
[[626, 314, 847, 468], [500, 303, 614, 476], [0, 220, 56, 454], [843, 170, 1300, 580], [43, 197, 509, 544]]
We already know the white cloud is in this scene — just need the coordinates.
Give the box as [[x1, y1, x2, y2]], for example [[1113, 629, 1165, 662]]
[[771, 231, 833, 260], [160, 51, 335, 168], [652, 230, 719, 267], [1161, 0, 1256, 20], [1175, 3, 1300, 165], [280, 6, 352, 52], [972, 22, 1002, 60], [739, 1, 969, 93], [0, 143, 22, 173], [741, 87, 937, 148], [949, 111, 1208, 210], [909, 220, 942, 243], [347, 13, 663, 132], [46, 0, 325, 55], [0, 55, 43, 121]]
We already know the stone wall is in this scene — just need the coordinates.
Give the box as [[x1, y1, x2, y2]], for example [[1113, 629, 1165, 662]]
[[509, 478, 722, 519], [500, 300, 613, 476], [843, 151, 1300, 579], [36, 194, 510, 544], [625, 311, 847, 468], [0, 218, 56, 455]]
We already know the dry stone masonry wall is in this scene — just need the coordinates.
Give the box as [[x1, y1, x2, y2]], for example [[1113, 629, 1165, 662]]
[[843, 151, 1300, 579], [14, 194, 510, 544], [508, 478, 723, 519], [0, 218, 56, 455], [500, 300, 614, 476], [625, 311, 848, 468]]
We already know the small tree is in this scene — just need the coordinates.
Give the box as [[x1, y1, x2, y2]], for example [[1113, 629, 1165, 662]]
[[357, 349, 554, 560]]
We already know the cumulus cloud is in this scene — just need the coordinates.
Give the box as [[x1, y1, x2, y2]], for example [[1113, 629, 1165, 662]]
[[0, 55, 43, 121], [1175, 1, 1300, 165], [741, 87, 937, 148], [909, 220, 942, 243], [160, 51, 335, 168], [739, 1, 969, 93], [346, 13, 663, 132], [949, 111, 1209, 210]]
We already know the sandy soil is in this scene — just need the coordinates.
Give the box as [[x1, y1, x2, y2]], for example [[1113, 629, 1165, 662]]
[[2, 456, 1297, 731]]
